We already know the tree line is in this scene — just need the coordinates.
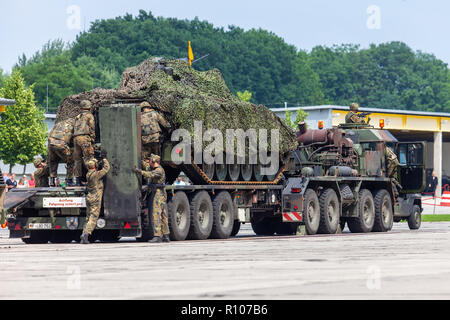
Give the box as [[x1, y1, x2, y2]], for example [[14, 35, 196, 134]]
[[1, 10, 449, 114]]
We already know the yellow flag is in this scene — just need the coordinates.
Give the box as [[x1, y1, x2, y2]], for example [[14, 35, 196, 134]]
[[188, 41, 194, 67]]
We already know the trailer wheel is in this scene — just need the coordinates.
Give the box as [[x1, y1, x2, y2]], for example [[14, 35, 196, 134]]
[[373, 189, 393, 232], [22, 231, 51, 244], [251, 217, 276, 236], [408, 205, 421, 230], [167, 192, 191, 241], [303, 189, 320, 235], [231, 220, 241, 237], [318, 189, 340, 234], [188, 191, 214, 240], [348, 189, 375, 233], [210, 192, 234, 239]]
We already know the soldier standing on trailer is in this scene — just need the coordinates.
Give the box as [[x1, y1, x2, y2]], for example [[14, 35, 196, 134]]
[[133, 154, 170, 243], [48, 118, 75, 187], [73, 100, 96, 186], [33, 158, 50, 188], [80, 157, 110, 244], [140, 102, 171, 161]]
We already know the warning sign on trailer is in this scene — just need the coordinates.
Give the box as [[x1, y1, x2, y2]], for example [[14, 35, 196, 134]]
[[43, 198, 86, 208]]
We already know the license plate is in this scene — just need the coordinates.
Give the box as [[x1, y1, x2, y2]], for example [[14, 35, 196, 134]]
[[28, 223, 53, 230]]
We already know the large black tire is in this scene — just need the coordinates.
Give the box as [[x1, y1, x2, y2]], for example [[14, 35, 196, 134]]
[[251, 217, 276, 236], [348, 189, 375, 233], [22, 231, 51, 244], [188, 191, 214, 240], [167, 192, 191, 241], [303, 189, 321, 235], [318, 189, 340, 234], [373, 189, 394, 232], [210, 192, 234, 239], [231, 220, 241, 237], [408, 205, 422, 230]]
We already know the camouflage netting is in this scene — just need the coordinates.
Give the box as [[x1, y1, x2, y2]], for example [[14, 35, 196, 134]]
[[56, 57, 298, 154]]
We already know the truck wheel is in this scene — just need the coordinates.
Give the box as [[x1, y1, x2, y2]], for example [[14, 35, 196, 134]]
[[188, 191, 214, 240], [210, 192, 234, 239], [22, 231, 51, 244], [167, 192, 191, 241], [318, 189, 340, 234], [373, 189, 394, 232], [251, 217, 276, 236], [231, 220, 241, 237], [348, 189, 375, 233], [303, 189, 320, 235], [408, 205, 421, 230]]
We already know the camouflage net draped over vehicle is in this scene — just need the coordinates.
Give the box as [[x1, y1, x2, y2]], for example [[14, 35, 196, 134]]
[[56, 57, 297, 154]]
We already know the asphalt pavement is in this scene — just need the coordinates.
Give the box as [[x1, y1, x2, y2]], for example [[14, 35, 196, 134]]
[[1, 222, 450, 300]]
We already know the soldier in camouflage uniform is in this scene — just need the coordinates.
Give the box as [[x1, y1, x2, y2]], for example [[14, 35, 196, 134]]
[[133, 154, 170, 243], [33, 158, 50, 188], [345, 103, 369, 125], [80, 157, 110, 244], [140, 102, 171, 161], [385, 146, 401, 198], [73, 100, 96, 186], [48, 118, 75, 187]]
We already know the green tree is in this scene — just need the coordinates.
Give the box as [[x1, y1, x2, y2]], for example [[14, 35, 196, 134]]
[[284, 109, 309, 130], [237, 90, 252, 102], [0, 70, 47, 172], [0, 68, 7, 89]]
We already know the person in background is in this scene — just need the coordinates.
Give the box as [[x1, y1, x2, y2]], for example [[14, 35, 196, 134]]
[[28, 173, 36, 188], [174, 176, 187, 186], [17, 177, 27, 189], [55, 178, 62, 187], [429, 171, 439, 197], [2, 172, 9, 184], [6, 173, 17, 190]]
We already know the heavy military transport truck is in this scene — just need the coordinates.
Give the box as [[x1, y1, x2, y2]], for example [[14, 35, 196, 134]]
[[1, 103, 425, 244]]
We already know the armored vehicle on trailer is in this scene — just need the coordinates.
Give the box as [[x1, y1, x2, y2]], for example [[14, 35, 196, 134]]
[[1, 104, 425, 243]]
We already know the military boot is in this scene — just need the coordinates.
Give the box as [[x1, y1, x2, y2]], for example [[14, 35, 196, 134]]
[[149, 237, 162, 243], [80, 232, 90, 244], [162, 235, 171, 243]]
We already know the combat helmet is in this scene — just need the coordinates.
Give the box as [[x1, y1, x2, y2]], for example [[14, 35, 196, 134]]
[[33, 158, 43, 168], [80, 100, 92, 110], [350, 103, 360, 112], [140, 101, 153, 111], [150, 154, 161, 164], [87, 158, 99, 169]]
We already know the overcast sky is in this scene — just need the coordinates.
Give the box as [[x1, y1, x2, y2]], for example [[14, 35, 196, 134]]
[[1, 0, 449, 72]]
